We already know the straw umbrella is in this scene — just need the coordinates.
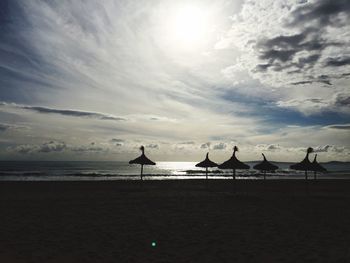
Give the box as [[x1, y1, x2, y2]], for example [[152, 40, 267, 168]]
[[129, 146, 156, 180], [311, 154, 327, 180], [290, 147, 314, 180], [218, 146, 250, 179], [253, 153, 279, 180], [195, 153, 218, 180]]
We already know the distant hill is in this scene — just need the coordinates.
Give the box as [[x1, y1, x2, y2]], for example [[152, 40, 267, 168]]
[[322, 161, 350, 165]]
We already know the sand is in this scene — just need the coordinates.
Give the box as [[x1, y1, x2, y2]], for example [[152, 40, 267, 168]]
[[1, 179, 350, 262]]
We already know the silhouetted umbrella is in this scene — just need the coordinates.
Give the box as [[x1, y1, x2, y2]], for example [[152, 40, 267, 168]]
[[311, 154, 327, 180], [290, 147, 313, 180], [218, 146, 250, 179], [129, 146, 156, 180], [253, 153, 279, 180], [195, 153, 218, 180]]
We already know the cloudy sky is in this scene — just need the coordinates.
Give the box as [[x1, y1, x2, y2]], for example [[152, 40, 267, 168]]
[[0, 0, 349, 162]]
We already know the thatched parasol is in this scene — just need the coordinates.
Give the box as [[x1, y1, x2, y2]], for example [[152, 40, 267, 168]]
[[253, 153, 279, 180], [290, 147, 314, 180], [311, 154, 327, 180], [218, 146, 250, 179], [195, 153, 218, 180], [129, 146, 156, 180]]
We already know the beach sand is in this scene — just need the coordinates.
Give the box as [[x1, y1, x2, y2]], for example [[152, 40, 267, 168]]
[[1, 179, 350, 262]]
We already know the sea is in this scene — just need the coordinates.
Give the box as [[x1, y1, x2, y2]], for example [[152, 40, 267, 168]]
[[0, 161, 350, 181]]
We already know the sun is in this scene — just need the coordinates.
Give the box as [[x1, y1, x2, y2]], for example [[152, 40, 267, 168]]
[[155, 3, 213, 52], [171, 5, 207, 47]]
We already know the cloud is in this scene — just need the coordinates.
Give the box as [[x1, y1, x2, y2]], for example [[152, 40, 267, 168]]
[[26, 106, 126, 120], [0, 123, 11, 132], [313, 145, 346, 153], [110, 138, 125, 146], [110, 139, 125, 147], [0, 102, 127, 121], [178, 141, 195, 145], [9, 145, 35, 154], [8, 141, 67, 154], [288, 0, 350, 27], [255, 28, 342, 73], [325, 124, 350, 130], [146, 144, 159, 149], [70, 145, 106, 153], [38, 141, 67, 153], [255, 144, 281, 152], [8, 141, 111, 155], [200, 142, 211, 149], [276, 92, 350, 115], [218, 0, 350, 116], [213, 142, 227, 150], [0, 122, 27, 132], [333, 93, 350, 107], [325, 57, 350, 67]]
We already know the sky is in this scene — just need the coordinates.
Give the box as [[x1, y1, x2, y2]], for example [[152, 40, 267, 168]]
[[0, 0, 349, 162]]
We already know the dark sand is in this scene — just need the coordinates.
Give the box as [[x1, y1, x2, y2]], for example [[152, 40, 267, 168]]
[[1, 180, 350, 262]]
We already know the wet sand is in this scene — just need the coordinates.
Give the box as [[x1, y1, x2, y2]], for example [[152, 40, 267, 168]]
[[1, 179, 350, 262]]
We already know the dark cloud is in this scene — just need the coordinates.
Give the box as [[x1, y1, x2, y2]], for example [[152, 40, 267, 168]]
[[334, 93, 350, 107], [297, 54, 320, 67], [256, 30, 341, 73], [259, 49, 296, 63], [291, 78, 332, 86], [38, 141, 67, 153], [326, 124, 350, 130], [0, 122, 27, 132], [200, 142, 211, 149], [313, 145, 345, 153], [325, 57, 350, 67], [254, 0, 349, 78], [10, 145, 33, 154], [291, 81, 313, 85], [110, 139, 124, 147], [178, 141, 195, 145], [255, 64, 272, 72], [147, 144, 159, 149], [70, 145, 105, 152], [267, 144, 280, 151], [0, 102, 127, 121], [110, 138, 124, 143], [263, 33, 305, 49], [0, 123, 10, 131], [23, 106, 126, 121], [290, 72, 350, 86], [255, 144, 281, 152], [213, 142, 226, 150], [8, 141, 111, 154], [288, 0, 350, 27], [9, 141, 67, 154]]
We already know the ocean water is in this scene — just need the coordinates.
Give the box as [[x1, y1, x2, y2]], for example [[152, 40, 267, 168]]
[[0, 161, 350, 181]]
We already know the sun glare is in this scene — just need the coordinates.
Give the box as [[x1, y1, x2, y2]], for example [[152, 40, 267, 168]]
[[171, 6, 207, 46], [155, 3, 213, 52]]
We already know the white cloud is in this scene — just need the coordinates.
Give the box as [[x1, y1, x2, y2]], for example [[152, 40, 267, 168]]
[[218, 0, 350, 115]]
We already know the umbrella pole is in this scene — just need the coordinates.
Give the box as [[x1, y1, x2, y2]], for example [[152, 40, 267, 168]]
[[264, 171, 266, 180], [232, 169, 236, 180], [206, 167, 208, 180], [141, 164, 144, 181], [305, 170, 307, 180], [314, 171, 316, 180]]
